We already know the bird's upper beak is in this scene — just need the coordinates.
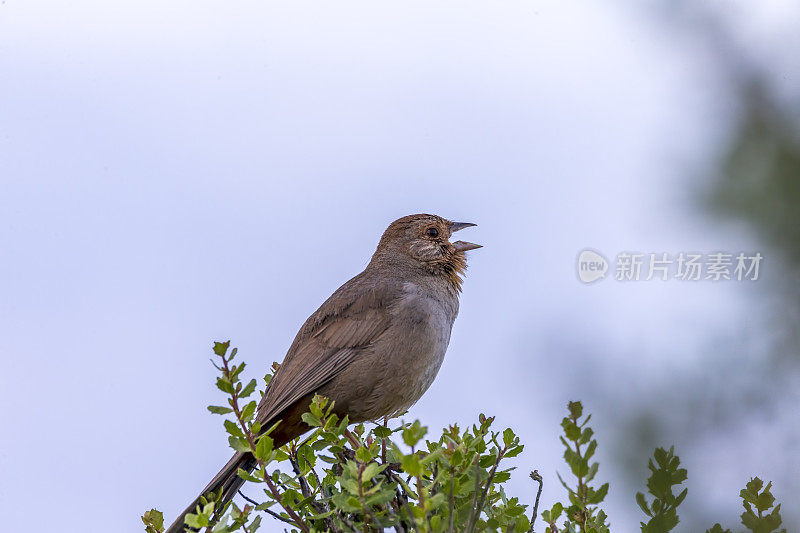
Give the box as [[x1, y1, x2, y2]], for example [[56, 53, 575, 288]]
[[449, 222, 482, 252]]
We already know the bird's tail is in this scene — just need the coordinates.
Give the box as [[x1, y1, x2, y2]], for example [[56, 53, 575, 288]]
[[164, 451, 257, 533], [165, 394, 316, 532]]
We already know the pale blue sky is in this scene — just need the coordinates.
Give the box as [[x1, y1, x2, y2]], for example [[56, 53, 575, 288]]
[[2, 1, 798, 531]]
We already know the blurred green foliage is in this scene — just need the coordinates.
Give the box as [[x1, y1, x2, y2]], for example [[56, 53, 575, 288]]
[[711, 87, 800, 269]]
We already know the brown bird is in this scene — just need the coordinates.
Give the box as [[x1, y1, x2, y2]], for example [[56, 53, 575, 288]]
[[166, 214, 480, 533]]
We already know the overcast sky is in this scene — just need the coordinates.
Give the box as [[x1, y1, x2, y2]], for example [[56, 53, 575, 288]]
[[2, 1, 798, 531]]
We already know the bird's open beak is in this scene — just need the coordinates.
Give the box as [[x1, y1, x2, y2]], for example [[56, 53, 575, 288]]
[[450, 222, 482, 252]]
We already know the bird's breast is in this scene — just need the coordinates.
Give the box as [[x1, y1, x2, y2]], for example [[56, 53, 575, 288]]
[[392, 281, 458, 354], [320, 280, 460, 422], [370, 281, 459, 416]]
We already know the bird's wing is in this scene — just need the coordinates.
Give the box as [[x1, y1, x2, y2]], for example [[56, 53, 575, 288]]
[[255, 275, 398, 426]]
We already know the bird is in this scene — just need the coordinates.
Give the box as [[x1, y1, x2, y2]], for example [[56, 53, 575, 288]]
[[166, 213, 480, 533]]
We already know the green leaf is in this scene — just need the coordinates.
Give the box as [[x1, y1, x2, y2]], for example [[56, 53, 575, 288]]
[[361, 462, 386, 481], [224, 419, 244, 438], [141, 509, 164, 531], [228, 436, 251, 453], [255, 435, 273, 461], [643, 510, 679, 532], [564, 447, 589, 478], [543, 502, 564, 522], [503, 428, 515, 447], [590, 482, 609, 504], [401, 453, 422, 477], [373, 425, 392, 439], [584, 439, 598, 461], [755, 483, 776, 513], [236, 467, 263, 483], [636, 491, 651, 516], [743, 477, 764, 500], [675, 488, 688, 507], [653, 447, 668, 469], [185, 512, 208, 528], [568, 401, 583, 419], [494, 471, 511, 483], [402, 420, 427, 448], [355, 445, 372, 463], [241, 400, 256, 422], [579, 427, 594, 445], [648, 469, 672, 499], [240, 378, 257, 398], [216, 378, 234, 394], [585, 461, 599, 483], [213, 341, 230, 356], [301, 412, 322, 427], [207, 405, 233, 415], [230, 362, 246, 381], [561, 418, 581, 441], [505, 444, 524, 458], [420, 447, 443, 465], [308, 398, 324, 419], [451, 447, 464, 466]]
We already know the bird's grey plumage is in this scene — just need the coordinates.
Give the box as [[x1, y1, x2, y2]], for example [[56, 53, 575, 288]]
[[165, 214, 479, 533]]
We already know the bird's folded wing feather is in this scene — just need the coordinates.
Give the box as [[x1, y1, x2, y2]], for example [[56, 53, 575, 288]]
[[255, 277, 399, 426]]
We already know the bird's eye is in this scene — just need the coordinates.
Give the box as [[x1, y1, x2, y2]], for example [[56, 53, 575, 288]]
[[425, 227, 439, 238]]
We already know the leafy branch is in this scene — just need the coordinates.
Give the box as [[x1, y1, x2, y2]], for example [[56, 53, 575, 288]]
[[148, 342, 536, 533], [543, 401, 609, 533], [635, 446, 687, 533], [142, 343, 789, 533]]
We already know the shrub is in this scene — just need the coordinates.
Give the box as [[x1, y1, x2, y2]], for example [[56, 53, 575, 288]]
[[143, 342, 786, 532]]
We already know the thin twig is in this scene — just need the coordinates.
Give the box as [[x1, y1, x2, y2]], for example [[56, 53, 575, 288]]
[[239, 490, 291, 526], [432, 462, 439, 497], [356, 463, 387, 531], [572, 411, 588, 533], [381, 417, 388, 464], [261, 505, 296, 526], [474, 446, 508, 531], [386, 471, 419, 531], [343, 428, 361, 449], [207, 494, 229, 531], [389, 479, 411, 532], [528, 470, 543, 533], [289, 456, 313, 499], [448, 464, 455, 533], [336, 511, 360, 533], [238, 490, 259, 508], [464, 454, 482, 533], [237, 505, 252, 533]]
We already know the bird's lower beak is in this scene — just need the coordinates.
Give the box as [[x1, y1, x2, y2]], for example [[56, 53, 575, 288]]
[[450, 222, 481, 252]]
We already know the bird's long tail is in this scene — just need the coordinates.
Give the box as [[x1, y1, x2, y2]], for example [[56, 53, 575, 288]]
[[165, 394, 316, 533], [165, 451, 257, 533]]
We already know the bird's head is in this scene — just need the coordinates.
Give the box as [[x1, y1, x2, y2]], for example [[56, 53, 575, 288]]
[[371, 214, 481, 290]]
